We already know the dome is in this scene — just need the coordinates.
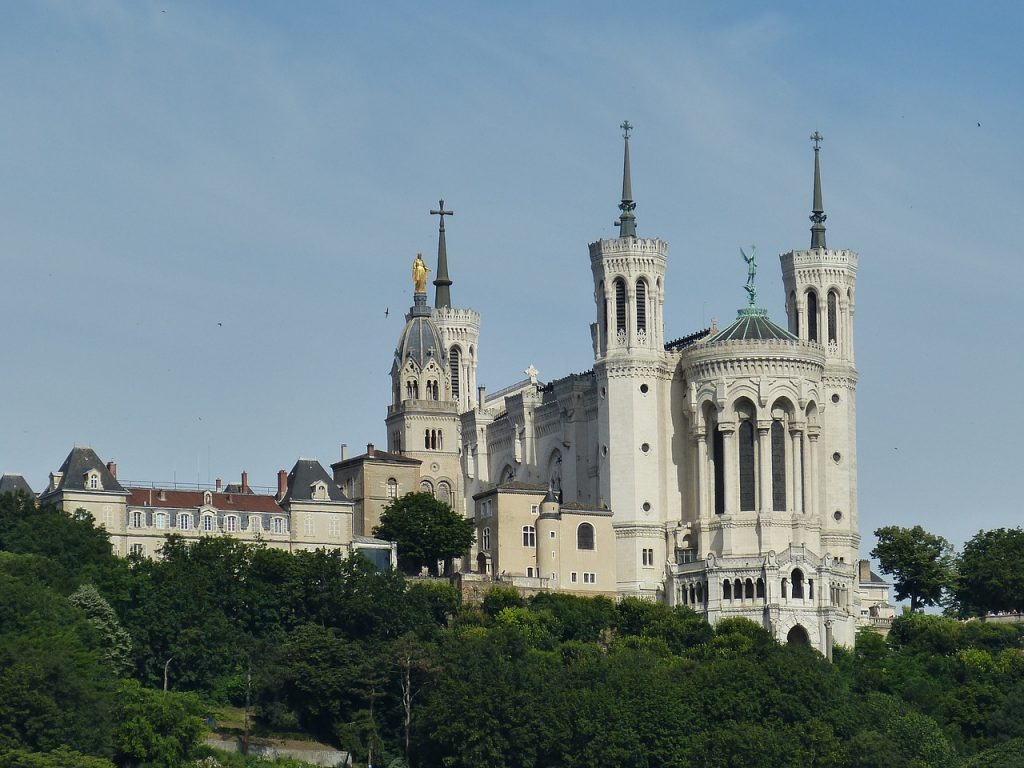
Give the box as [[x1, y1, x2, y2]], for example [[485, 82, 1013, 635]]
[[395, 295, 447, 370], [707, 307, 797, 343]]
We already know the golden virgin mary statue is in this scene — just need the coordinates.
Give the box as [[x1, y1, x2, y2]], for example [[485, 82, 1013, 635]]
[[412, 253, 430, 294]]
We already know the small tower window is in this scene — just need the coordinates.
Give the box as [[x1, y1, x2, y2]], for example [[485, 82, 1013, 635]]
[[450, 346, 461, 401], [807, 290, 819, 342], [614, 278, 627, 334], [387, 478, 398, 500], [827, 290, 838, 344], [738, 420, 756, 511], [635, 279, 647, 333]]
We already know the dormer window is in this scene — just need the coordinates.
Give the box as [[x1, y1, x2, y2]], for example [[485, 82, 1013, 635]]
[[86, 471, 101, 491], [311, 481, 328, 501]]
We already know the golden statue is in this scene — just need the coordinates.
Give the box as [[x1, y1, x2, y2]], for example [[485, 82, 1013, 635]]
[[412, 252, 430, 293]]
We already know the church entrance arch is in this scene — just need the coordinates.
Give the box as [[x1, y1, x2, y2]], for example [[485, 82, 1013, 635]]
[[786, 625, 810, 646]]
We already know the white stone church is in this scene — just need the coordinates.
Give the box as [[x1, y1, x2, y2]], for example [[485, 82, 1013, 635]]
[[386, 125, 861, 652]]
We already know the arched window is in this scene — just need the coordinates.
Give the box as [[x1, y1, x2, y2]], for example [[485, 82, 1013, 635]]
[[131, 510, 143, 528], [437, 481, 451, 506], [450, 346, 461, 400], [154, 512, 167, 530], [827, 290, 838, 344], [420, 480, 433, 495], [723, 580, 732, 600], [576, 522, 595, 550], [696, 582, 703, 603], [712, 427, 725, 515], [387, 478, 398, 500], [807, 290, 819, 342], [791, 568, 805, 599], [438, 430, 443, 450], [614, 278, 627, 335], [734, 579, 743, 600], [739, 420, 756, 511], [771, 420, 787, 511], [789, 290, 798, 335], [635, 279, 647, 333], [482, 527, 491, 550], [424, 429, 430, 449], [745, 579, 754, 599], [522, 525, 536, 547], [756, 577, 765, 599]]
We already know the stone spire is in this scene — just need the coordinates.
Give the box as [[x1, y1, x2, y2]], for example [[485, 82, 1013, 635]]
[[430, 199, 454, 308], [810, 131, 827, 250], [615, 120, 637, 238]]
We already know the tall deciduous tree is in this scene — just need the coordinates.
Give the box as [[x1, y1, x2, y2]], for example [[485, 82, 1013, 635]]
[[955, 527, 1024, 616], [374, 492, 474, 576], [871, 525, 954, 611]]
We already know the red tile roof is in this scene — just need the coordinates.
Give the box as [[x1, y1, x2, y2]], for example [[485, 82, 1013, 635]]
[[127, 488, 284, 514]]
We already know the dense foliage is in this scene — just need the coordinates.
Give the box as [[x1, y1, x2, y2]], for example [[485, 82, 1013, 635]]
[[373, 491, 475, 575], [872, 524, 956, 611], [4, 488, 1024, 767]]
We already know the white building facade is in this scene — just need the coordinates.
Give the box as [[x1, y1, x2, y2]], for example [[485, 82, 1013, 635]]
[[389, 128, 861, 653]]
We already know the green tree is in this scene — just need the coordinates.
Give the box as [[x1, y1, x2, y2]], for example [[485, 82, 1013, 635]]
[[0, 747, 114, 768], [955, 527, 1024, 616], [871, 525, 954, 611], [373, 492, 474, 576], [68, 583, 134, 677], [111, 680, 207, 768]]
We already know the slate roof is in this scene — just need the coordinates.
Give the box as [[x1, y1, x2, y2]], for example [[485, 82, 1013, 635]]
[[706, 307, 797, 343], [332, 447, 420, 471], [41, 446, 126, 496], [395, 297, 447, 370], [0, 473, 34, 496], [126, 488, 284, 514], [281, 459, 347, 504]]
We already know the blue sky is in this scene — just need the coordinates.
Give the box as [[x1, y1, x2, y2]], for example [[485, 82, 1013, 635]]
[[2, 1, 1021, 552]]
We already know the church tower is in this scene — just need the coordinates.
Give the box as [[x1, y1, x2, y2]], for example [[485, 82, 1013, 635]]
[[428, 200, 481, 416], [590, 122, 672, 598], [780, 133, 860, 567], [386, 243, 464, 516]]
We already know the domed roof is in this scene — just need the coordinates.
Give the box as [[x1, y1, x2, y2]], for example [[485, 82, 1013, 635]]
[[707, 307, 797, 343], [396, 294, 447, 370]]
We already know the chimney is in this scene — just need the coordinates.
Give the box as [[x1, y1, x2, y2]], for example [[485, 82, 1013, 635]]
[[157, 489, 166, 502], [106, 461, 117, 479], [340, 443, 348, 461], [478, 386, 486, 410], [215, 477, 222, 491], [241, 471, 249, 493], [367, 443, 375, 457], [277, 469, 288, 499], [859, 559, 871, 582]]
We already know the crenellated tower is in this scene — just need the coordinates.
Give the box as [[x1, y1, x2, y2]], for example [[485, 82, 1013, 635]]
[[780, 132, 860, 565], [428, 200, 481, 416], [590, 122, 673, 598]]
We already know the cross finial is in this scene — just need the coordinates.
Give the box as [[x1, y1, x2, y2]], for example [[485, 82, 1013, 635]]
[[621, 120, 633, 140], [810, 130, 823, 151], [430, 199, 454, 230]]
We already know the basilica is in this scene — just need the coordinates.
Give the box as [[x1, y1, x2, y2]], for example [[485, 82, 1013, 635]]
[[382, 125, 863, 652]]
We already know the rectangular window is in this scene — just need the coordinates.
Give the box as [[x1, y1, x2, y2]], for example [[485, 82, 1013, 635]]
[[482, 527, 491, 550], [642, 548, 655, 567], [179, 514, 192, 530], [155, 513, 167, 529], [328, 517, 340, 538], [203, 515, 214, 531], [304, 515, 315, 536], [583, 572, 596, 584], [273, 517, 285, 534], [531, 504, 539, 515], [549, 530, 556, 538], [131, 510, 143, 528], [527, 567, 535, 578], [129, 543, 144, 557], [571, 572, 577, 583], [225, 516, 238, 532]]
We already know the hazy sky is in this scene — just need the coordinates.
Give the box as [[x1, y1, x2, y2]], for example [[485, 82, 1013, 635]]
[[2, 1, 1021, 552]]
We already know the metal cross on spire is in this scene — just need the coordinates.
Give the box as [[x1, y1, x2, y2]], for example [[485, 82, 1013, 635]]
[[621, 120, 633, 140], [430, 199, 455, 308], [430, 199, 454, 230], [810, 130, 823, 150]]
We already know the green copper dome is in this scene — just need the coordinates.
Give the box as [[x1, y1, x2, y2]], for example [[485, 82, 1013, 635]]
[[707, 307, 797, 343]]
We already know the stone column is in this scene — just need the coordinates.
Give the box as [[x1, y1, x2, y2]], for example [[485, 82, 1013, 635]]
[[808, 429, 821, 518], [695, 428, 708, 519], [757, 421, 771, 514], [790, 427, 803, 514], [719, 422, 737, 516]]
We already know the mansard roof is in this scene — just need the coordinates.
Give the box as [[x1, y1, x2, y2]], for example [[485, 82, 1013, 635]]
[[42, 446, 126, 496], [706, 307, 797, 343], [126, 487, 285, 514], [0, 473, 34, 496], [281, 459, 347, 503]]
